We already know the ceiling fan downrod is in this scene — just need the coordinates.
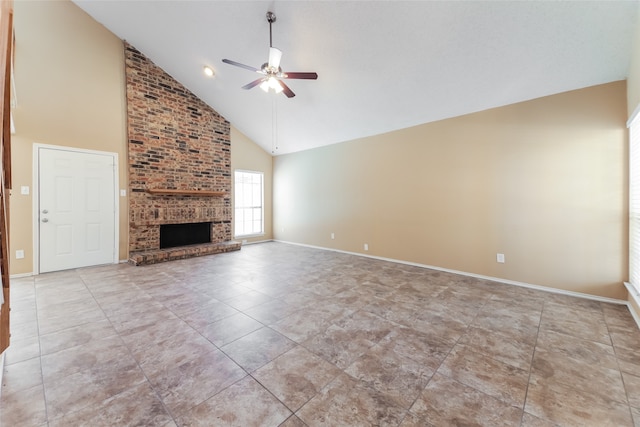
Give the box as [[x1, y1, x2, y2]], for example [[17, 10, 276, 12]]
[[267, 11, 276, 48]]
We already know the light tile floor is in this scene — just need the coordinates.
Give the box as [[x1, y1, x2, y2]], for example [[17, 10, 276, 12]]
[[2, 242, 640, 426]]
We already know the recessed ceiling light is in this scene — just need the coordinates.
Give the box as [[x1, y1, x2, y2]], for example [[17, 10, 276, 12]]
[[203, 66, 215, 77]]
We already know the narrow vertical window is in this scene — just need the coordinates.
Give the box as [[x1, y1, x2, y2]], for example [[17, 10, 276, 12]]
[[629, 110, 640, 293], [234, 170, 264, 237]]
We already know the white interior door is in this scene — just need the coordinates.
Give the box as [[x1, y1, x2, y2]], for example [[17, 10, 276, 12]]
[[38, 147, 116, 273]]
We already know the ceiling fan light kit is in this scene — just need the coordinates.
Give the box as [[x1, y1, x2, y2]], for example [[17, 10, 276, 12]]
[[261, 77, 284, 94], [222, 11, 318, 98]]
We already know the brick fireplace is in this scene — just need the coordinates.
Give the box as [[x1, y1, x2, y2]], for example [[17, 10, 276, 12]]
[[125, 43, 240, 265]]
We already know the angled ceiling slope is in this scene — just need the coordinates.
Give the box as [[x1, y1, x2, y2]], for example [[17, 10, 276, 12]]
[[73, 1, 638, 155]]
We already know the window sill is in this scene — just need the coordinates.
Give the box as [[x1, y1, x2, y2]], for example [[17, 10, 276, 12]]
[[235, 233, 265, 240]]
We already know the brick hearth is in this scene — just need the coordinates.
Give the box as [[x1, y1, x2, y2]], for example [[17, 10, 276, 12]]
[[128, 241, 241, 266]]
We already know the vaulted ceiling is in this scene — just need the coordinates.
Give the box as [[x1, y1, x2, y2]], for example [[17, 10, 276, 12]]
[[72, 1, 638, 155]]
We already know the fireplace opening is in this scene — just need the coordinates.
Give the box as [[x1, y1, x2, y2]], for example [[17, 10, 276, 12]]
[[160, 222, 211, 249]]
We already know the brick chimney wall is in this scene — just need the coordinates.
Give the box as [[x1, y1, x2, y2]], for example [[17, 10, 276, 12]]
[[125, 42, 232, 252]]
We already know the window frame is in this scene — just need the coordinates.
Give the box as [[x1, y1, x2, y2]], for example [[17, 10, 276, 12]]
[[233, 169, 264, 238], [629, 105, 640, 295]]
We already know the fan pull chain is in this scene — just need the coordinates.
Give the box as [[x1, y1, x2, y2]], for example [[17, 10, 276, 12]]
[[271, 96, 279, 154]]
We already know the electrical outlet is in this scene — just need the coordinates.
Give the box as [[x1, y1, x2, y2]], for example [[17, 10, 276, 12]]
[[21, 186, 29, 195], [16, 249, 24, 259], [120, 189, 127, 197], [364, 243, 369, 251], [331, 233, 335, 240], [497, 253, 505, 263]]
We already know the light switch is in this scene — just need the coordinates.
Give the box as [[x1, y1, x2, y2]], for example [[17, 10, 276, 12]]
[[20, 186, 29, 195], [120, 189, 127, 197]]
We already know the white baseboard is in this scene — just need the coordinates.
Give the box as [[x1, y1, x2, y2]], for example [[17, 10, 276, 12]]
[[9, 272, 33, 279], [273, 239, 627, 305]]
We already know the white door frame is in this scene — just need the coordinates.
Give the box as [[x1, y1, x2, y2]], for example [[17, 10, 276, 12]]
[[32, 143, 120, 275]]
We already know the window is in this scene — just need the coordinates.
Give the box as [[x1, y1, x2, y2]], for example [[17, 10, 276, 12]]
[[234, 170, 263, 237], [630, 109, 640, 294]]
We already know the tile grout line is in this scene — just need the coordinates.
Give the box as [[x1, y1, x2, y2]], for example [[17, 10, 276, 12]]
[[135, 272, 278, 420], [602, 301, 638, 425], [520, 298, 545, 424], [77, 269, 179, 426], [32, 274, 51, 426], [387, 283, 494, 423]]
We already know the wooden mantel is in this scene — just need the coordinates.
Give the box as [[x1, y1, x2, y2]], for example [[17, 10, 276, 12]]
[[145, 189, 226, 197]]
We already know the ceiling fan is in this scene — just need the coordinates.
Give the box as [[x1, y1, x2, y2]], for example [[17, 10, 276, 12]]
[[222, 11, 318, 98]]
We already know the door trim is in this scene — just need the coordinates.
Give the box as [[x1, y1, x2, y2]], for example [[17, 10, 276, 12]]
[[32, 143, 119, 275]]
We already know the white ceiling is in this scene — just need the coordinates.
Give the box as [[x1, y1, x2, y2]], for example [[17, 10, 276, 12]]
[[72, 1, 638, 155]]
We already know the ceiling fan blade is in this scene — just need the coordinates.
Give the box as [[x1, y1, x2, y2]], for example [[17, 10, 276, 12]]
[[222, 59, 261, 73], [278, 80, 296, 98], [242, 78, 265, 90], [282, 72, 318, 80], [268, 47, 282, 69]]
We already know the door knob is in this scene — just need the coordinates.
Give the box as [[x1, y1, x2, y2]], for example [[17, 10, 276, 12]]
[[41, 218, 49, 223]]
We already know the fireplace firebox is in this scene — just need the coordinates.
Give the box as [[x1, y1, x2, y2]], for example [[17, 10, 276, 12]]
[[160, 222, 212, 249]]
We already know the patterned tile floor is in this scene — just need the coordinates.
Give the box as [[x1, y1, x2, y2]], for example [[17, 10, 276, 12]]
[[2, 242, 640, 426]]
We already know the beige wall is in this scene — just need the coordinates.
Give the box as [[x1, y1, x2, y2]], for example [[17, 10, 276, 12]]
[[231, 126, 274, 243], [628, 2, 640, 117], [274, 81, 628, 299], [10, 1, 128, 275]]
